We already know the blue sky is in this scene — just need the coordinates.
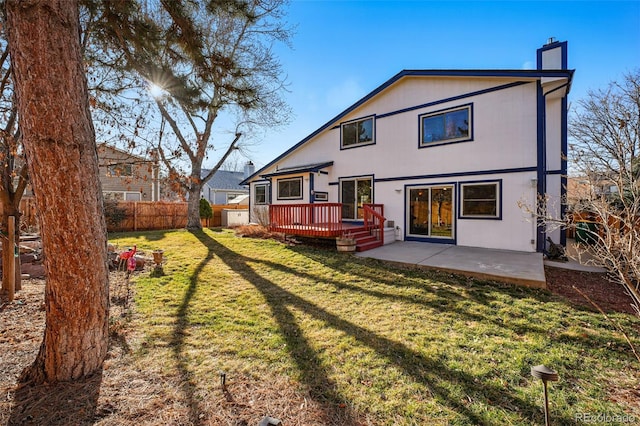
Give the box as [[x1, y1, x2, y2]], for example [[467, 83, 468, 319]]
[[230, 0, 640, 170]]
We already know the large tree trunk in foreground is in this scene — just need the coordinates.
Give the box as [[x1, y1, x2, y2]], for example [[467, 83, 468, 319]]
[[6, 0, 109, 383]]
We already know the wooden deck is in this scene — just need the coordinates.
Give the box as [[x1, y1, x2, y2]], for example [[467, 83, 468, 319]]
[[269, 203, 386, 251], [270, 222, 365, 238]]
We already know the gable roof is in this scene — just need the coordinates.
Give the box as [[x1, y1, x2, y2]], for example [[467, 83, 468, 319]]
[[241, 68, 574, 185], [97, 143, 153, 163], [202, 169, 247, 191]]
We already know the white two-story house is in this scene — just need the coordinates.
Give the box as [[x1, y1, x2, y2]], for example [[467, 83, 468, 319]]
[[242, 40, 573, 253]]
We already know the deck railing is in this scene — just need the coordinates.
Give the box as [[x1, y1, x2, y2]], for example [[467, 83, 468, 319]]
[[269, 203, 344, 237], [363, 203, 386, 245]]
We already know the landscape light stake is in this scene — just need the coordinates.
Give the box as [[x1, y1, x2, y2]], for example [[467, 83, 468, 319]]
[[531, 364, 559, 426], [219, 370, 226, 389]]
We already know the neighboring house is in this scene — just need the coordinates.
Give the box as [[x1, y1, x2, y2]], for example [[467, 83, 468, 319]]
[[566, 174, 620, 211], [243, 40, 573, 253], [200, 161, 254, 205], [98, 143, 160, 201]]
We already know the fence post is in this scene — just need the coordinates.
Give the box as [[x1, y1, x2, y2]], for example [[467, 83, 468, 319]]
[[134, 202, 138, 231], [6, 216, 16, 301]]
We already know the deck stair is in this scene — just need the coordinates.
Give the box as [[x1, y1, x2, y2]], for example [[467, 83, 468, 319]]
[[346, 226, 383, 252]]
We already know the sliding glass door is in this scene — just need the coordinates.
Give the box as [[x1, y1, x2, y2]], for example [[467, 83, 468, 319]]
[[408, 185, 454, 239]]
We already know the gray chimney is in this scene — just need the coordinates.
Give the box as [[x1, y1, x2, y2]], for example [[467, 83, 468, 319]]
[[244, 161, 255, 179]]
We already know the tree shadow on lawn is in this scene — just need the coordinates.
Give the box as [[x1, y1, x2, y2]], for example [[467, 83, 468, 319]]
[[7, 371, 103, 426], [192, 230, 581, 425], [168, 230, 217, 425], [266, 245, 557, 342], [289, 246, 636, 347]]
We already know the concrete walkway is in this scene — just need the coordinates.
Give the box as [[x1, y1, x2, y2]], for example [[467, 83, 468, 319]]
[[356, 242, 547, 288]]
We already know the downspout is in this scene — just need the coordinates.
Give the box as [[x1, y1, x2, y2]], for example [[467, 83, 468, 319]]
[[248, 182, 252, 223]]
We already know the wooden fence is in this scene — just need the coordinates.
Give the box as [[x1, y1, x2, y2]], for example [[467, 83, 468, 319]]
[[107, 201, 246, 232], [1, 198, 246, 233], [108, 201, 188, 232]]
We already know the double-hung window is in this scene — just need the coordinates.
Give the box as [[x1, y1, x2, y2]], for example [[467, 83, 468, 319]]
[[460, 181, 500, 219], [277, 177, 302, 200], [420, 104, 472, 147], [341, 116, 375, 149]]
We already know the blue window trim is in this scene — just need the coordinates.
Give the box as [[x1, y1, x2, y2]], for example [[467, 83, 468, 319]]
[[340, 115, 376, 150], [404, 181, 457, 245], [276, 176, 303, 201], [405, 235, 457, 245], [458, 179, 502, 220], [418, 103, 473, 149]]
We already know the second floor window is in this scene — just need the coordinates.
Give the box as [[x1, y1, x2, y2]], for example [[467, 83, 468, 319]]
[[420, 105, 472, 147], [341, 116, 374, 148]]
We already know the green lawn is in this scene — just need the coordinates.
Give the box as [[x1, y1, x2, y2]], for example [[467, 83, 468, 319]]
[[109, 229, 640, 425]]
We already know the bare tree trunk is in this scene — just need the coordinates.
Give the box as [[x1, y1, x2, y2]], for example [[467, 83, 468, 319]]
[[186, 182, 203, 231], [185, 160, 203, 230], [6, 0, 109, 383]]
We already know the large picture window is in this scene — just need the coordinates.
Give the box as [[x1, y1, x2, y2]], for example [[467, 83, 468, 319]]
[[460, 181, 500, 218], [254, 184, 268, 205], [277, 177, 302, 200], [420, 105, 472, 147], [341, 116, 374, 148]]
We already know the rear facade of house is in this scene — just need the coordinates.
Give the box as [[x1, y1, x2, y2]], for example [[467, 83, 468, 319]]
[[244, 40, 572, 253]]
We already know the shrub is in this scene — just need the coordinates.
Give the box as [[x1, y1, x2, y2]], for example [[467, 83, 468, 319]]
[[104, 199, 128, 228], [199, 198, 213, 219]]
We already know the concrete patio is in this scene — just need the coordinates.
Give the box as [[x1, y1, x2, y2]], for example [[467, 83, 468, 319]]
[[356, 242, 547, 288]]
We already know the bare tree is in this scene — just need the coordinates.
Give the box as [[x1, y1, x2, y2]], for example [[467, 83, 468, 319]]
[[567, 70, 640, 315], [6, 0, 109, 382], [95, 0, 291, 229]]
